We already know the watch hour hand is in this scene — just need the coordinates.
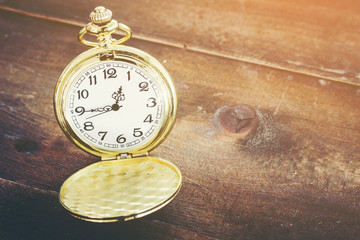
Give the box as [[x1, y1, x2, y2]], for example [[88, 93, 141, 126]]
[[112, 86, 125, 104]]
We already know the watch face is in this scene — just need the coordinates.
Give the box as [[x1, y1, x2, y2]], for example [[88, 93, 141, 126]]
[[65, 61, 164, 152]]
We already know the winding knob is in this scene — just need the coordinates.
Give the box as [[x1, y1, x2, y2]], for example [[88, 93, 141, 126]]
[[89, 6, 113, 25]]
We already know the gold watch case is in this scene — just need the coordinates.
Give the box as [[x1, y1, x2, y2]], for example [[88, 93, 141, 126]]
[[53, 6, 181, 222]]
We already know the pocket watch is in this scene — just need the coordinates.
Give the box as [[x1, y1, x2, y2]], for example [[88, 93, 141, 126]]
[[54, 6, 181, 222]]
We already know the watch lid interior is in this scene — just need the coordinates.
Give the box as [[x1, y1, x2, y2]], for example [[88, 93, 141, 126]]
[[59, 156, 181, 222]]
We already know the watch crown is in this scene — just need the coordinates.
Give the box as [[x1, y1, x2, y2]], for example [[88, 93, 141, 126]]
[[90, 6, 113, 25]]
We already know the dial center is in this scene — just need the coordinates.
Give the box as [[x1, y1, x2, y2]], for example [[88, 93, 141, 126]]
[[112, 104, 120, 111]]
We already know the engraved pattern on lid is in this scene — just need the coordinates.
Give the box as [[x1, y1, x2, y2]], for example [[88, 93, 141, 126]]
[[60, 158, 180, 220]]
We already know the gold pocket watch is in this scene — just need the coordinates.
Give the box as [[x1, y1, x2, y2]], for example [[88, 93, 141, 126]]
[[54, 6, 181, 222]]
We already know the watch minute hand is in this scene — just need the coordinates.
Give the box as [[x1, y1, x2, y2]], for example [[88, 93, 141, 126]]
[[85, 104, 123, 119], [85, 105, 112, 113]]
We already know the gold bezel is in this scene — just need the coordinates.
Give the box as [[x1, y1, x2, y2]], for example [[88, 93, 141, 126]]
[[54, 45, 177, 158]]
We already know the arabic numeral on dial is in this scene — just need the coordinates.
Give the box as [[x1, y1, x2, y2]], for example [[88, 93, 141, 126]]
[[144, 114, 153, 123], [84, 121, 94, 131], [103, 68, 117, 79], [77, 89, 89, 100], [133, 128, 143, 137], [98, 131, 107, 141], [139, 82, 149, 91], [75, 106, 85, 116], [89, 75, 97, 85], [127, 71, 130, 81], [146, 97, 157, 107], [116, 134, 126, 143]]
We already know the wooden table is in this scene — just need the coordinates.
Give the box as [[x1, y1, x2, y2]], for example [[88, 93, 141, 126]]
[[0, 1, 359, 239]]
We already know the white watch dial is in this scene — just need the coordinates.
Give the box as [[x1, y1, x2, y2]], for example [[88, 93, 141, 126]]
[[65, 61, 164, 152]]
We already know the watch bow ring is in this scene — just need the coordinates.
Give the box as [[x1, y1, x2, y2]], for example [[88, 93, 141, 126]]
[[78, 6, 132, 47]]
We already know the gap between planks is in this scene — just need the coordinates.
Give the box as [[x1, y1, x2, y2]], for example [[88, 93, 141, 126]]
[[0, 176, 59, 196], [0, 5, 359, 87]]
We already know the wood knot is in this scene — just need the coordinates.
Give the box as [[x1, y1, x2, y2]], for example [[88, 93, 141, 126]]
[[14, 140, 39, 153], [216, 105, 257, 138]]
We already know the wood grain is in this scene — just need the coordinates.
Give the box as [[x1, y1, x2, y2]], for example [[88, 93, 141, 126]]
[[0, 179, 212, 240], [1, 0, 360, 85], [0, 7, 359, 240]]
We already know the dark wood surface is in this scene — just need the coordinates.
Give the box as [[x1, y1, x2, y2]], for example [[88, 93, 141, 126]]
[[0, 1, 359, 240], [2, 0, 360, 85]]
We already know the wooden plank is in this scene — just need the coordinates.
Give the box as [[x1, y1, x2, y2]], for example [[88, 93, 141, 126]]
[[0, 179, 210, 240], [1, 0, 360, 85], [0, 10, 359, 239]]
